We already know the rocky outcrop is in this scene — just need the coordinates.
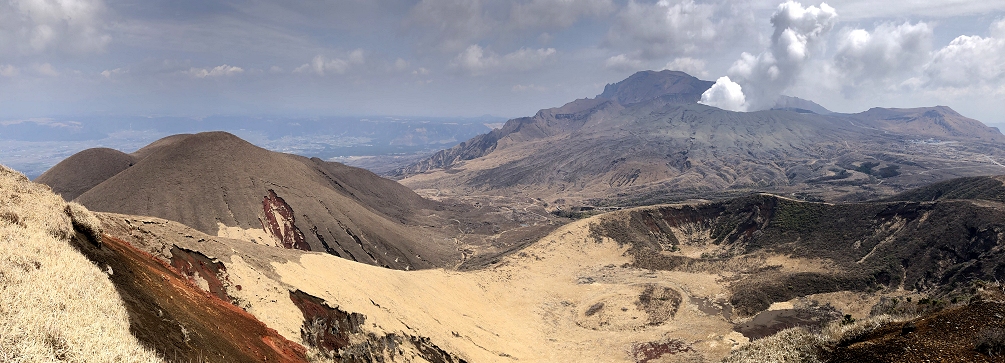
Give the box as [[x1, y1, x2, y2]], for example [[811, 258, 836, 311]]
[[291, 290, 468, 363], [260, 189, 311, 251]]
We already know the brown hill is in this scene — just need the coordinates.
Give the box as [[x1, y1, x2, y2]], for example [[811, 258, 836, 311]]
[[397, 71, 1005, 205], [46, 131, 561, 270], [66, 131, 456, 270], [35, 147, 137, 201]]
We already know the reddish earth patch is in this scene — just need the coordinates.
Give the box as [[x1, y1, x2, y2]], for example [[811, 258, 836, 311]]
[[261, 189, 311, 251], [290, 289, 365, 353], [631, 339, 693, 363], [71, 232, 307, 362], [169, 246, 233, 303]]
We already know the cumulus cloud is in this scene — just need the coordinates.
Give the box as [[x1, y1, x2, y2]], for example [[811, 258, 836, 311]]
[[924, 19, 1005, 88], [186, 65, 244, 78], [450, 44, 556, 75], [0, 65, 19, 77], [0, 0, 110, 54], [699, 76, 746, 111], [34, 63, 59, 77], [295, 50, 366, 76], [664, 57, 707, 77], [833, 21, 932, 93], [606, 0, 751, 60], [100, 68, 126, 78], [604, 54, 644, 71], [723, 1, 837, 111], [394, 58, 410, 71]]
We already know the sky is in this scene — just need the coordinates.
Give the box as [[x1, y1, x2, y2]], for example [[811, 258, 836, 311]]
[[0, 0, 1003, 125]]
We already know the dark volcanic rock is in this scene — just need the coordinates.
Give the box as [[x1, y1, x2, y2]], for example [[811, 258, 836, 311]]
[[291, 289, 468, 363], [597, 70, 713, 105]]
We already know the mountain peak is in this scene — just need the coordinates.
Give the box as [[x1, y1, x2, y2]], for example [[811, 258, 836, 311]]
[[597, 70, 713, 105]]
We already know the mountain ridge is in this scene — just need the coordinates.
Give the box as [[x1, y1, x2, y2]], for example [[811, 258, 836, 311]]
[[396, 70, 1005, 204]]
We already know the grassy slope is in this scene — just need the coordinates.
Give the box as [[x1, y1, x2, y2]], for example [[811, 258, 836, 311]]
[[0, 165, 161, 362]]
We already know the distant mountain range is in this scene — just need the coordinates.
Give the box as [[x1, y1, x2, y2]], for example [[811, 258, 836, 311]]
[[395, 70, 1005, 205]]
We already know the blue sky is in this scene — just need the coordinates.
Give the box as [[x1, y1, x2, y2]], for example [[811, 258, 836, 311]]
[[0, 0, 1003, 124]]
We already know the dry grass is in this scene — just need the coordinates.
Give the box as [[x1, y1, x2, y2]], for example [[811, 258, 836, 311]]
[[721, 327, 826, 363], [721, 314, 915, 363], [0, 165, 161, 362]]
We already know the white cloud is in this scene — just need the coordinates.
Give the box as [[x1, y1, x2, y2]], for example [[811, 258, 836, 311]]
[[606, 0, 751, 60], [663, 57, 707, 77], [512, 83, 547, 92], [186, 64, 244, 78], [100, 68, 126, 78], [924, 19, 1005, 88], [34, 63, 59, 77], [394, 58, 410, 71], [725, 1, 838, 110], [509, 0, 614, 29], [0, 65, 19, 77], [450, 44, 556, 75], [604, 54, 644, 71], [699, 76, 747, 111], [833, 21, 932, 92], [295, 50, 366, 76], [0, 0, 110, 54]]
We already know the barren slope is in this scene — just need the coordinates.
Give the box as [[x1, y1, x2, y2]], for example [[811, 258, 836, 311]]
[[93, 175, 1005, 362], [48, 132, 562, 271]]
